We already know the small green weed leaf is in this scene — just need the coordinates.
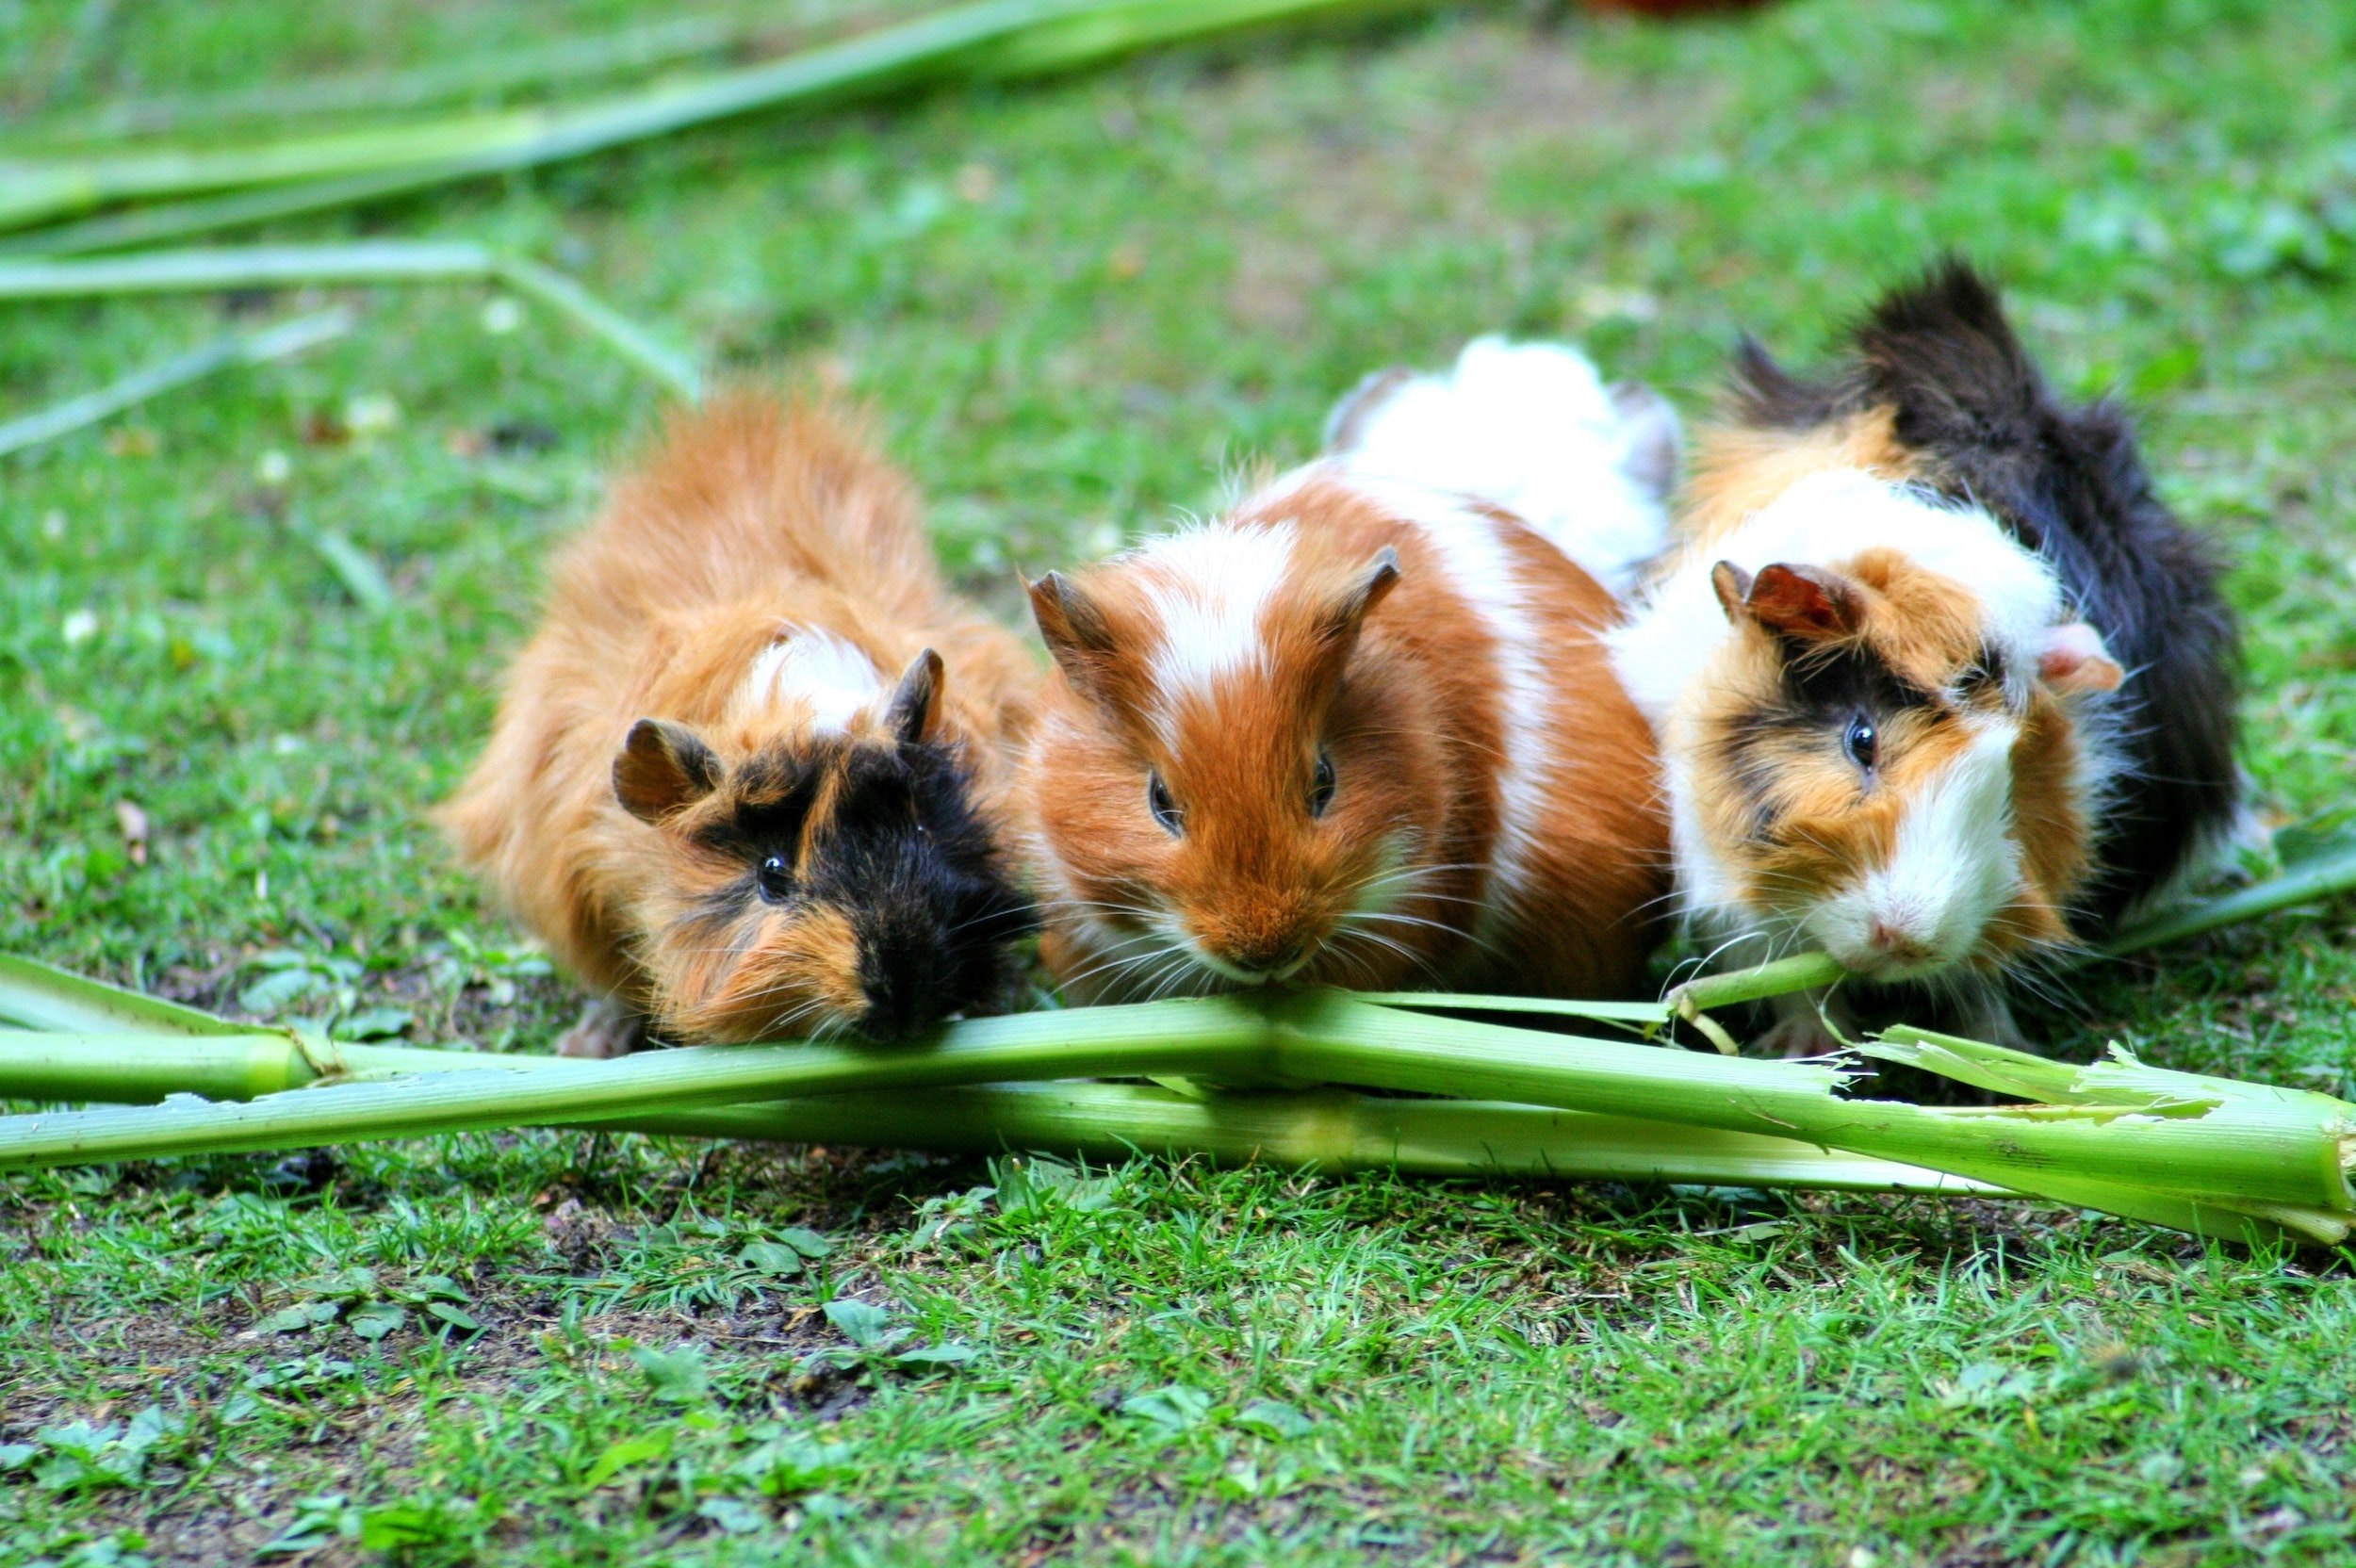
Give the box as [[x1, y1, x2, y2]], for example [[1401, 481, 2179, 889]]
[[399, 1274, 470, 1304], [633, 1343, 712, 1403], [0, 1443, 36, 1469], [696, 1496, 767, 1534], [296, 1267, 378, 1301], [1936, 1361, 2041, 1409], [582, 1429, 674, 1490], [355, 1503, 443, 1550], [332, 1005, 411, 1041], [345, 1302, 406, 1341], [424, 1301, 480, 1333], [246, 1357, 356, 1392], [258, 1493, 357, 1556], [259, 1302, 341, 1334], [237, 968, 319, 1017], [894, 1341, 978, 1367], [736, 1241, 804, 1277], [1233, 1398, 1313, 1439], [777, 1226, 832, 1259], [823, 1298, 894, 1348], [794, 1346, 865, 1378], [1121, 1384, 1213, 1435], [736, 1431, 857, 1496]]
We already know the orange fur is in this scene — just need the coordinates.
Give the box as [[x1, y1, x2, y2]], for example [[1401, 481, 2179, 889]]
[[440, 392, 1037, 1041], [1022, 470, 1668, 1003]]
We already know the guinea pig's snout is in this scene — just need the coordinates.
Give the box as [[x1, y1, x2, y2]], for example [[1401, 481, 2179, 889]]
[[1865, 918, 1937, 969], [1190, 903, 1324, 986]]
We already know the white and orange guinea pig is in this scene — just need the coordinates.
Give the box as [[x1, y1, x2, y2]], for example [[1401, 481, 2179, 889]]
[[1606, 263, 2242, 1052], [1018, 341, 1677, 1004]]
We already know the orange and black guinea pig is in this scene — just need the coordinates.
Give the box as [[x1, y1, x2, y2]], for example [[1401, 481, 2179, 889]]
[[441, 392, 1039, 1055]]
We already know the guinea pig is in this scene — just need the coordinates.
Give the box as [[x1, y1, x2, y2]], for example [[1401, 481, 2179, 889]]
[[1609, 261, 2242, 1050], [1018, 440, 1670, 1004], [441, 392, 1039, 1056]]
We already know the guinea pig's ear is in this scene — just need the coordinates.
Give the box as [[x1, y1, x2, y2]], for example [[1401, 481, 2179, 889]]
[[1319, 546, 1402, 645], [1025, 570, 1119, 694], [2038, 621, 2124, 694], [1711, 560, 1862, 642], [883, 647, 946, 745], [614, 718, 722, 824]]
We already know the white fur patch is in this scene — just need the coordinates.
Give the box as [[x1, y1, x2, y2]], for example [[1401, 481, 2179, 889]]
[[1324, 471, 1553, 935], [1608, 468, 2064, 729], [1327, 336, 1673, 596], [1803, 719, 2026, 976], [737, 629, 884, 733], [1133, 522, 1296, 742]]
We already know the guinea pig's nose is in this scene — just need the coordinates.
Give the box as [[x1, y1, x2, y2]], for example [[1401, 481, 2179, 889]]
[[859, 975, 927, 1041], [1867, 920, 1934, 966]]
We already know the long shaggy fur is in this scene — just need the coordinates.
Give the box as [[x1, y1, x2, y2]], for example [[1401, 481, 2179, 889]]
[[440, 392, 1038, 1048]]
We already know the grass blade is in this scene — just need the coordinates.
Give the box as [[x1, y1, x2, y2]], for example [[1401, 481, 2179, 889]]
[[0, 308, 350, 458]]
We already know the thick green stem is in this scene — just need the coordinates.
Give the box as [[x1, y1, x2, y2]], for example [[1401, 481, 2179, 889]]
[[0, 1031, 1991, 1195], [1273, 996, 2356, 1230], [0, 1000, 1268, 1170]]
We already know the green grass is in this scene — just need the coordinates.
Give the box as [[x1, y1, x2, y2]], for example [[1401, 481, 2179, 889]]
[[4, 0, 2356, 1561]]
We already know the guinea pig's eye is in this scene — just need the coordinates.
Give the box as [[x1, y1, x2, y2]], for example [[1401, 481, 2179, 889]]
[[1309, 749, 1337, 818], [1146, 772, 1185, 838], [1843, 713, 1879, 773], [755, 854, 794, 902]]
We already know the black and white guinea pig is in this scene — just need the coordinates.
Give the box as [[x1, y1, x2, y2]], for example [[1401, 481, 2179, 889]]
[[1608, 261, 2242, 1049]]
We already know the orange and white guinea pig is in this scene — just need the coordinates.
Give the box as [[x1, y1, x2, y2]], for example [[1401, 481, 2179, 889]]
[[1019, 342, 1675, 1003], [441, 392, 1038, 1056], [1607, 264, 2241, 1051]]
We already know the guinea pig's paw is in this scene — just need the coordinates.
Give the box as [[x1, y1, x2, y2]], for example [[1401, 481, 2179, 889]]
[[1753, 1000, 1846, 1060], [555, 996, 648, 1059]]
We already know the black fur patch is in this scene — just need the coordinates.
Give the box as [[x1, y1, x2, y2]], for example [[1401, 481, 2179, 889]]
[[1728, 258, 2241, 920], [688, 735, 1036, 1038]]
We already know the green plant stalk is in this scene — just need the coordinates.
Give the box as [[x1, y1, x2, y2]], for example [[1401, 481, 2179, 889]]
[[0, 999, 1271, 1169], [0, 309, 351, 458], [2098, 842, 2356, 957], [1274, 997, 2356, 1235], [6, 992, 2353, 1241], [0, 245, 699, 398], [0, 954, 254, 1036], [0, 1031, 1992, 1194], [0, 0, 1388, 238], [55, 13, 752, 140]]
